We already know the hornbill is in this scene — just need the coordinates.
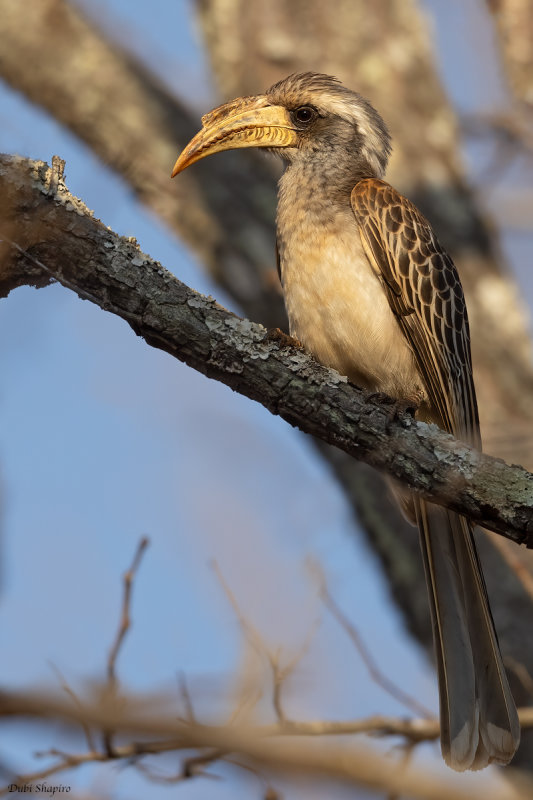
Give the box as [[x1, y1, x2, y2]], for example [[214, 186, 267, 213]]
[[171, 72, 520, 770]]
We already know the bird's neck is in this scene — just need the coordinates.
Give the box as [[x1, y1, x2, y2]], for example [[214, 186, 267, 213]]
[[277, 159, 375, 216]]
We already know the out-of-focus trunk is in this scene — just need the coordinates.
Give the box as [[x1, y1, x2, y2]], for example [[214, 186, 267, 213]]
[[487, 0, 533, 114]]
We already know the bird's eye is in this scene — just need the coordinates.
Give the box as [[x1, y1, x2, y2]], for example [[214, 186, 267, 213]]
[[293, 106, 316, 125]]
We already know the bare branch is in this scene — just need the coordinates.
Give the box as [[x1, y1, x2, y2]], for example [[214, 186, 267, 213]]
[[107, 536, 150, 685], [213, 560, 317, 723], [309, 561, 434, 719], [102, 536, 149, 758], [387, 742, 417, 800], [181, 749, 226, 780], [0, 154, 531, 545], [270, 620, 319, 724], [5, 684, 533, 741], [0, 750, 108, 798], [177, 672, 196, 724], [47, 664, 97, 753], [212, 561, 267, 659], [2, 0, 533, 729], [0, 0, 278, 319], [138, 749, 226, 784], [1, 687, 532, 800]]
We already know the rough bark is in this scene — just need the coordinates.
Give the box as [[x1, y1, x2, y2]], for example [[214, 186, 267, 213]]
[[2, 154, 531, 542], [0, 0, 281, 324]]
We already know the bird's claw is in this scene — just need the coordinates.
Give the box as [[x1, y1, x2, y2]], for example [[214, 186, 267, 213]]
[[265, 327, 304, 349], [365, 391, 420, 423]]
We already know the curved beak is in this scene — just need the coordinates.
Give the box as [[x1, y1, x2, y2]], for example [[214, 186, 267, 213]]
[[171, 95, 297, 177]]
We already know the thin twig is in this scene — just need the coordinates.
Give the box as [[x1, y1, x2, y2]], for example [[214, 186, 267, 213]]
[[177, 671, 196, 723], [0, 738, 190, 797], [107, 536, 150, 684], [271, 619, 320, 723], [224, 755, 283, 799], [48, 664, 97, 752], [0, 750, 107, 798], [212, 560, 318, 723], [135, 752, 224, 785], [211, 560, 267, 654], [104, 536, 149, 757], [227, 686, 264, 726], [309, 560, 434, 719], [211, 560, 283, 716], [181, 749, 227, 779], [387, 741, 417, 800]]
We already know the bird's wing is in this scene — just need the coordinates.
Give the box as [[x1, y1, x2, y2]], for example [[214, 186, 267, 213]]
[[351, 178, 480, 448]]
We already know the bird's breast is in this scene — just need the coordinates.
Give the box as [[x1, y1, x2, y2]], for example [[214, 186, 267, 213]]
[[277, 204, 421, 400]]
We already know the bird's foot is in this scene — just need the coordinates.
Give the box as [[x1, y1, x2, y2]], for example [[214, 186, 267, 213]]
[[365, 391, 421, 424], [265, 327, 304, 349]]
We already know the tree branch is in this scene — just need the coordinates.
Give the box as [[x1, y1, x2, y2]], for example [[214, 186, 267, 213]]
[[0, 692, 533, 800], [107, 536, 149, 686], [2, 687, 533, 800], [0, 153, 531, 543], [310, 560, 434, 718], [0, 0, 280, 321]]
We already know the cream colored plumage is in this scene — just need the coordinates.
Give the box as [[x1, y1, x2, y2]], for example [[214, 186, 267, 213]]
[[277, 174, 420, 399], [171, 72, 520, 770]]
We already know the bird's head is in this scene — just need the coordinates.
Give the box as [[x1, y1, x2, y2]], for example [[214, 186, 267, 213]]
[[172, 72, 391, 181]]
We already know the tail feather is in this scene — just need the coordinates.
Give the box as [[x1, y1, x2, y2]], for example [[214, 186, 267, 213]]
[[414, 497, 520, 770]]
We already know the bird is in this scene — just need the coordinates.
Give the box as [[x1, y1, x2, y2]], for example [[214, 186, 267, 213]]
[[171, 72, 520, 770]]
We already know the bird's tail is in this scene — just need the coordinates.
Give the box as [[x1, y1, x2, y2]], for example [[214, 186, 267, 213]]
[[414, 497, 520, 770]]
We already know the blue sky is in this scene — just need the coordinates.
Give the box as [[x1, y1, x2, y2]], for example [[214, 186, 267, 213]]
[[0, 1, 530, 798]]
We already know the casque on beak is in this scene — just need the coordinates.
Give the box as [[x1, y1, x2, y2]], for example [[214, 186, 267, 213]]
[[171, 95, 298, 177]]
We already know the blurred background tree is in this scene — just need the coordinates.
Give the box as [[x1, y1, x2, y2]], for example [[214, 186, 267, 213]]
[[1, 0, 532, 797]]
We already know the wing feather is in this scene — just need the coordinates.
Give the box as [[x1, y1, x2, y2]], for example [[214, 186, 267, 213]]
[[352, 180, 519, 769], [351, 178, 480, 448]]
